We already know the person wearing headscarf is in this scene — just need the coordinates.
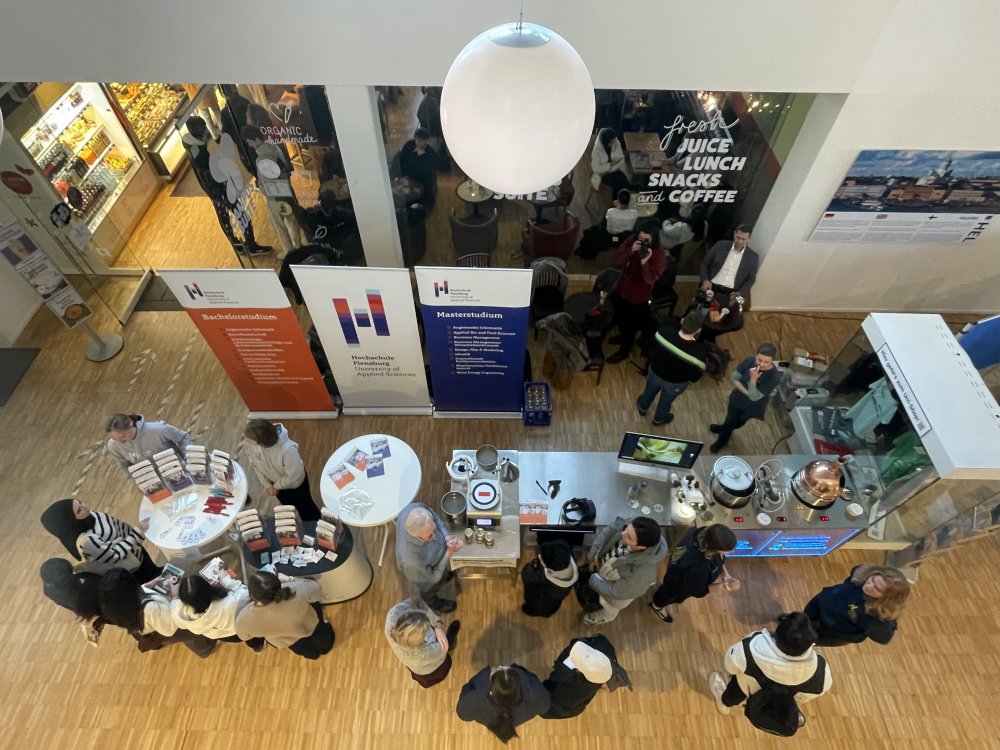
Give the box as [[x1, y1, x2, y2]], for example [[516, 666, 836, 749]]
[[40, 498, 160, 581], [39, 558, 104, 645]]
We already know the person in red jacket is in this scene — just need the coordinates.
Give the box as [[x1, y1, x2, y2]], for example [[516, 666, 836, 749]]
[[608, 219, 668, 363]]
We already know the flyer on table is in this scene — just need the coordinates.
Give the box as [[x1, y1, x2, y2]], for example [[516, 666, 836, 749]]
[[415, 267, 532, 413]]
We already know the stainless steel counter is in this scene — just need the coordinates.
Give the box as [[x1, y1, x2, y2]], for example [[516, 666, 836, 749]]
[[447, 449, 521, 570]]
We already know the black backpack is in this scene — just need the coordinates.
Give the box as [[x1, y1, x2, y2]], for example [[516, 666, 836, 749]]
[[740, 637, 826, 737]]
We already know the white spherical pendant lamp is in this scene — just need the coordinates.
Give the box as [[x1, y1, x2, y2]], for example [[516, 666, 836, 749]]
[[441, 22, 595, 195]]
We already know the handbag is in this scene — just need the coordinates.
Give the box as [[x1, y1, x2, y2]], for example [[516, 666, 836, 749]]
[[574, 564, 603, 612]]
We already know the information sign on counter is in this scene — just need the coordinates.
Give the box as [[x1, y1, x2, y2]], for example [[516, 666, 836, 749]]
[[159, 269, 334, 416], [415, 267, 532, 415]]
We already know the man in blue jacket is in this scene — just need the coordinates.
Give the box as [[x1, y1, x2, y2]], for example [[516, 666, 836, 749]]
[[396, 503, 463, 612]]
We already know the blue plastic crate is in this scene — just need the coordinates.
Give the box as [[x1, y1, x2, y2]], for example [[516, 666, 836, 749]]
[[523, 381, 552, 426]]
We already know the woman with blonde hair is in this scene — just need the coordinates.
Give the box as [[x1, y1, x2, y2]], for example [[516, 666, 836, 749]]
[[804, 564, 910, 647], [384, 598, 460, 688]]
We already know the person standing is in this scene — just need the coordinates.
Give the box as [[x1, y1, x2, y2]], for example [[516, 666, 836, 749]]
[[636, 312, 707, 426], [236, 571, 334, 659], [40, 558, 104, 645], [519, 539, 578, 618], [649, 524, 738, 623], [40, 498, 160, 581], [170, 572, 256, 647], [384, 597, 460, 687], [709, 342, 780, 453], [395, 503, 464, 612], [456, 664, 550, 744], [803, 564, 910, 647], [241, 125, 302, 260], [608, 220, 668, 364], [708, 612, 832, 733], [582, 516, 668, 625], [540, 636, 618, 719], [699, 223, 760, 302], [399, 127, 438, 209], [105, 413, 191, 473], [243, 419, 320, 521]]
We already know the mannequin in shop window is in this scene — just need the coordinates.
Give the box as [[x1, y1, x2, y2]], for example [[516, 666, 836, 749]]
[[242, 126, 303, 260], [181, 115, 272, 256]]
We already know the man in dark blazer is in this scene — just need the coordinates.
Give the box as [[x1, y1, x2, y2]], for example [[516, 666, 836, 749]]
[[699, 224, 760, 300]]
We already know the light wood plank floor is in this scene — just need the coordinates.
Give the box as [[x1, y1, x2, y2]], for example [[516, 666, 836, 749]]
[[4, 282, 998, 749]]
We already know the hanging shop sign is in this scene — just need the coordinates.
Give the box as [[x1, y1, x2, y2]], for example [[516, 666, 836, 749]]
[[159, 269, 335, 417], [809, 150, 1000, 244], [0, 222, 92, 328], [292, 266, 432, 415], [415, 267, 532, 415]]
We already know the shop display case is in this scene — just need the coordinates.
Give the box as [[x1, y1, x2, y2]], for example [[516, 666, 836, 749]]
[[786, 313, 1000, 563], [106, 82, 192, 178], [19, 82, 142, 234]]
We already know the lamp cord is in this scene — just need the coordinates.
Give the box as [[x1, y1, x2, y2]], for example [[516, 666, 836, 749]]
[[517, 0, 524, 31]]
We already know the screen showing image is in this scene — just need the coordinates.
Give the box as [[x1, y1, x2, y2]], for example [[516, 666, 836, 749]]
[[617, 432, 702, 469]]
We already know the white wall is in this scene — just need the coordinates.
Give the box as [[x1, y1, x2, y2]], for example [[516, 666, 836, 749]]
[[0, 201, 42, 346], [1, 0, 998, 313]]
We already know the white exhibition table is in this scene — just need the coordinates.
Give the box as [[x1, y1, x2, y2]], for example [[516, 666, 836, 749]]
[[139, 461, 248, 558], [319, 434, 422, 567]]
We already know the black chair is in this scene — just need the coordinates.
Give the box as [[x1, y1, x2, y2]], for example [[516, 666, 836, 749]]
[[457, 253, 490, 268], [450, 208, 498, 261], [529, 257, 568, 339]]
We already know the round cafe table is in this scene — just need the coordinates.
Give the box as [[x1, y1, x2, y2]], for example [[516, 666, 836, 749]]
[[139, 461, 248, 560], [456, 179, 495, 217], [319, 434, 422, 567]]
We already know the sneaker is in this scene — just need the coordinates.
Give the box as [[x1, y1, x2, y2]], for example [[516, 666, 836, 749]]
[[445, 620, 461, 649], [652, 414, 674, 426], [607, 352, 629, 364], [709, 440, 726, 454], [582, 609, 614, 626], [709, 424, 722, 433], [636, 397, 648, 417], [247, 245, 273, 255], [708, 671, 731, 715], [648, 601, 673, 623]]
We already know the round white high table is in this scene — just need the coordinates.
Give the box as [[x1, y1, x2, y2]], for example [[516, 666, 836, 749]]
[[319, 434, 422, 567], [139, 462, 248, 561]]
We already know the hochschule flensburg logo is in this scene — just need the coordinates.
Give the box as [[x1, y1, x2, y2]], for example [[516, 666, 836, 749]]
[[433, 280, 449, 298], [183, 283, 204, 300], [333, 288, 390, 346]]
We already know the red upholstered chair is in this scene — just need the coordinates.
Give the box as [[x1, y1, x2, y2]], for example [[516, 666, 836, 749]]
[[523, 213, 581, 261]]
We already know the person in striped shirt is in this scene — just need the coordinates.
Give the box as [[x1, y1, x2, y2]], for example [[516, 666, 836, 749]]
[[636, 312, 707, 426], [41, 498, 161, 581]]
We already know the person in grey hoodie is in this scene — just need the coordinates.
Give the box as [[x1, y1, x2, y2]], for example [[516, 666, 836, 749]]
[[582, 516, 668, 625], [395, 503, 463, 613], [244, 419, 319, 520], [105, 413, 191, 472]]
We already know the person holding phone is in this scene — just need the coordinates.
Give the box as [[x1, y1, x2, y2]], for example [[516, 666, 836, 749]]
[[608, 220, 668, 364], [709, 342, 780, 453]]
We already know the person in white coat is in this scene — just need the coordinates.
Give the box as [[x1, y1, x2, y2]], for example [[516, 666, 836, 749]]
[[105, 413, 191, 472], [590, 128, 631, 195], [244, 419, 319, 520], [171, 572, 261, 650], [709, 612, 832, 725]]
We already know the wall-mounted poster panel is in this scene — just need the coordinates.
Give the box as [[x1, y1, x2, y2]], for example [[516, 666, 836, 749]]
[[810, 150, 999, 244], [292, 266, 431, 415], [159, 269, 335, 418], [415, 267, 531, 416]]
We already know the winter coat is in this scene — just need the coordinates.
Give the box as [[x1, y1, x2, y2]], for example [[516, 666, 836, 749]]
[[724, 629, 833, 705], [235, 579, 323, 648], [587, 517, 668, 601], [590, 137, 627, 190], [170, 579, 250, 639], [537, 313, 590, 372], [106, 415, 192, 471], [456, 664, 551, 734], [395, 503, 450, 591], [656, 527, 726, 604], [541, 635, 617, 719], [384, 598, 447, 675], [245, 424, 306, 491], [520, 558, 579, 617]]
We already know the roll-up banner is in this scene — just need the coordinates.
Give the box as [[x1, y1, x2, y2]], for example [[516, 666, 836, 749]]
[[159, 269, 336, 418], [292, 266, 432, 415], [415, 267, 532, 417]]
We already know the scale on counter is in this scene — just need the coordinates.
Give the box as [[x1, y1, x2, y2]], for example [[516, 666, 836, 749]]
[[467, 476, 503, 522]]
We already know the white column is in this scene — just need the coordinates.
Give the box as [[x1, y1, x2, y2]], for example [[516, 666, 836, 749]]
[[322, 85, 404, 268]]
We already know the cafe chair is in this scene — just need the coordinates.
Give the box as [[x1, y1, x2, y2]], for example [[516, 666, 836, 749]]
[[539, 173, 575, 223], [650, 265, 679, 323], [523, 212, 581, 261], [530, 257, 568, 339], [449, 208, 498, 261], [457, 253, 490, 268]]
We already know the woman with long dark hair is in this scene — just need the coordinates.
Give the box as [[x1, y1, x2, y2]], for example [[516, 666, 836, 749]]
[[170, 573, 254, 646], [40, 498, 160, 581], [40, 558, 104, 645], [804, 564, 911, 647], [456, 664, 550, 743], [649, 523, 739, 623], [97, 569, 216, 657]]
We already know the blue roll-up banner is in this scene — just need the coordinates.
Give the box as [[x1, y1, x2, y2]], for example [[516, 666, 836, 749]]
[[415, 267, 532, 416]]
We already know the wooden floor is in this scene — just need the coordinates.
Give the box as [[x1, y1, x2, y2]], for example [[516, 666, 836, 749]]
[[3, 274, 998, 750]]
